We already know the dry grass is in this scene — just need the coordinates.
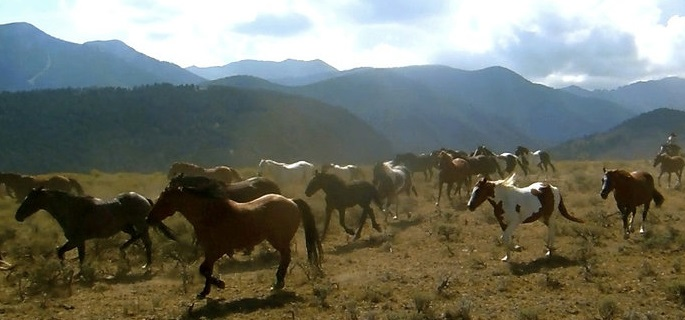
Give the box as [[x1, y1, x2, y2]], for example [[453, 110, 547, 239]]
[[1, 161, 685, 319]]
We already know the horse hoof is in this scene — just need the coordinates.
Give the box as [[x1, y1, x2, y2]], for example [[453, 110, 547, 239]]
[[271, 282, 285, 291], [345, 229, 355, 236], [196, 292, 208, 299], [501, 256, 509, 262], [623, 233, 630, 240], [372, 224, 382, 232], [217, 280, 226, 289]]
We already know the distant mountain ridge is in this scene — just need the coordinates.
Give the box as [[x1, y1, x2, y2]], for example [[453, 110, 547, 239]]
[[187, 59, 340, 86], [0, 22, 204, 91]]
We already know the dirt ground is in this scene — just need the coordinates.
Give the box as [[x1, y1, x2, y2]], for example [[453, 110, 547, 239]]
[[1, 160, 685, 319]]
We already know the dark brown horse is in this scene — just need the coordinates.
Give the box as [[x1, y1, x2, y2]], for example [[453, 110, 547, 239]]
[[393, 152, 436, 181], [653, 153, 684, 189], [15, 188, 176, 268], [435, 150, 471, 207], [167, 162, 243, 184], [473, 145, 526, 175], [0, 172, 84, 202], [169, 174, 281, 202], [146, 186, 322, 299], [305, 171, 383, 240], [600, 168, 665, 239]]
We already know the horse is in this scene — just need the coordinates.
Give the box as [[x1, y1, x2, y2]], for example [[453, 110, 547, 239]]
[[660, 143, 682, 157], [169, 174, 281, 202], [305, 171, 383, 240], [473, 145, 526, 175], [321, 163, 365, 181], [146, 185, 323, 299], [372, 161, 418, 220], [435, 150, 471, 207], [0, 172, 85, 202], [393, 152, 436, 181], [463, 154, 503, 179], [258, 159, 315, 184], [15, 187, 177, 268], [515, 146, 556, 173], [466, 174, 584, 262], [600, 168, 665, 239], [167, 162, 242, 184], [653, 153, 684, 189]]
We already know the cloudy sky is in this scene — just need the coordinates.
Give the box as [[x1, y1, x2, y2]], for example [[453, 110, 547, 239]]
[[1, 0, 684, 90]]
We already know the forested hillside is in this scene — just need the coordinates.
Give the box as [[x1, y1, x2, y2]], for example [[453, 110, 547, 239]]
[[0, 84, 392, 173]]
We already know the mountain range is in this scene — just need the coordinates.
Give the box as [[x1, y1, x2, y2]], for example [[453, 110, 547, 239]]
[[1, 22, 684, 172]]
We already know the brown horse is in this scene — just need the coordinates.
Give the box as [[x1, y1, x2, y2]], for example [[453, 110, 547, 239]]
[[653, 153, 684, 189], [168, 174, 281, 202], [167, 162, 242, 184], [435, 151, 471, 207], [15, 188, 176, 268], [600, 168, 665, 239], [146, 186, 322, 299], [0, 172, 84, 202]]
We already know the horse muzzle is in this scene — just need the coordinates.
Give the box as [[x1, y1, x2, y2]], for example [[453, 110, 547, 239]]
[[599, 192, 608, 200]]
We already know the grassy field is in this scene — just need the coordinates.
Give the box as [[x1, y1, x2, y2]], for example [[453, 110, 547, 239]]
[[1, 160, 685, 319]]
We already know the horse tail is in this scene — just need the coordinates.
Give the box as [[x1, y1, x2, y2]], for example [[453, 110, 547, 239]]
[[652, 189, 665, 208], [293, 198, 323, 272], [557, 195, 584, 223], [144, 197, 178, 241], [68, 178, 85, 195]]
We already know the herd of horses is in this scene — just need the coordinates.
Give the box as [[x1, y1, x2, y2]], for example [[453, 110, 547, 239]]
[[1, 143, 683, 298]]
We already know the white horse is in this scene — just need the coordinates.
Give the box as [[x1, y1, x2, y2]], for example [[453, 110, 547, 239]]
[[321, 163, 365, 181], [466, 174, 583, 262], [258, 159, 315, 184], [372, 161, 418, 220]]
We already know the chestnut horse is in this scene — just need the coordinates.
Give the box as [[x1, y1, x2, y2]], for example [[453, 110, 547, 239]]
[[467, 174, 583, 261], [435, 151, 471, 207], [600, 168, 665, 239], [0, 172, 84, 202], [305, 171, 383, 240], [652, 153, 684, 189], [146, 186, 322, 299], [15, 188, 176, 268], [167, 162, 242, 184]]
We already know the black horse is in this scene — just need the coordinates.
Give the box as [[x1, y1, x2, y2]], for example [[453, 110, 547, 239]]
[[305, 171, 383, 240], [169, 174, 281, 202], [393, 152, 436, 181], [15, 188, 177, 268]]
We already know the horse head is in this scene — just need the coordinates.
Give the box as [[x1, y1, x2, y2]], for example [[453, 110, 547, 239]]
[[305, 170, 324, 197], [15, 186, 46, 222], [600, 168, 615, 199], [467, 177, 495, 211]]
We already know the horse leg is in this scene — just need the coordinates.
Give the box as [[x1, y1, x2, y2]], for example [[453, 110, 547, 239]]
[[366, 207, 382, 232], [548, 161, 556, 172], [320, 206, 334, 240], [272, 246, 291, 290], [435, 182, 443, 207], [640, 203, 651, 235], [354, 208, 368, 240], [140, 231, 153, 269], [500, 224, 518, 262], [657, 172, 664, 187], [619, 208, 631, 239], [57, 240, 79, 264], [338, 208, 355, 236], [197, 255, 223, 299]]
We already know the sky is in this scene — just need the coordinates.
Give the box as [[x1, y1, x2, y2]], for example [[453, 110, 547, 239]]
[[1, 0, 685, 90]]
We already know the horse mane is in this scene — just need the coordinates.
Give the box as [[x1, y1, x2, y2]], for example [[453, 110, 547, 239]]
[[494, 173, 517, 187], [169, 175, 228, 198]]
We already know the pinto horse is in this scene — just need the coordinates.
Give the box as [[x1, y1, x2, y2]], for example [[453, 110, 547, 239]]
[[372, 162, 418, 220], [653, 153, 684, 189], [0, 172, 84, 202], [321, 163, 365, 181], [167, 162, 242, 184], [146, 186, 322, 299], [435, 151, 471, 207], [473, 145, 526, 175], [393, 152, 436, 181], [515, 146, 556, 173], [169, 174, 281, 202], [15, 188, 176, 268], [305, 171, 383, 240], [467, 174, 583, 261], [600, 168, 665, 239], [258, 159, 315, 184]]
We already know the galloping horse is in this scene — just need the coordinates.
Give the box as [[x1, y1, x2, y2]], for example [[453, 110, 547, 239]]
[[467, 174, 583, 261], [146, 186, 322, 298], [653, 153, 684, 189], [473, 146, 525, 175], [258, 159, 315, 184], [515, 146, 556, 173], [372, 162, 418, 220], [15, 188, 176, 268], [167, 162, 242, 184], [305, 171, 383, 240], [463, 154, 503, 179], [393, 152, 436, 181], [600, 168, 665, 239], [0, 172, 84, 202], [169, 174, 281, 202], [321, 163, 365, 181], [435, 151, 471, 207]]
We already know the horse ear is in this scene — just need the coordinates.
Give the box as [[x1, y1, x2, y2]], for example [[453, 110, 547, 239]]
[[602, 167, 607, 173]]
